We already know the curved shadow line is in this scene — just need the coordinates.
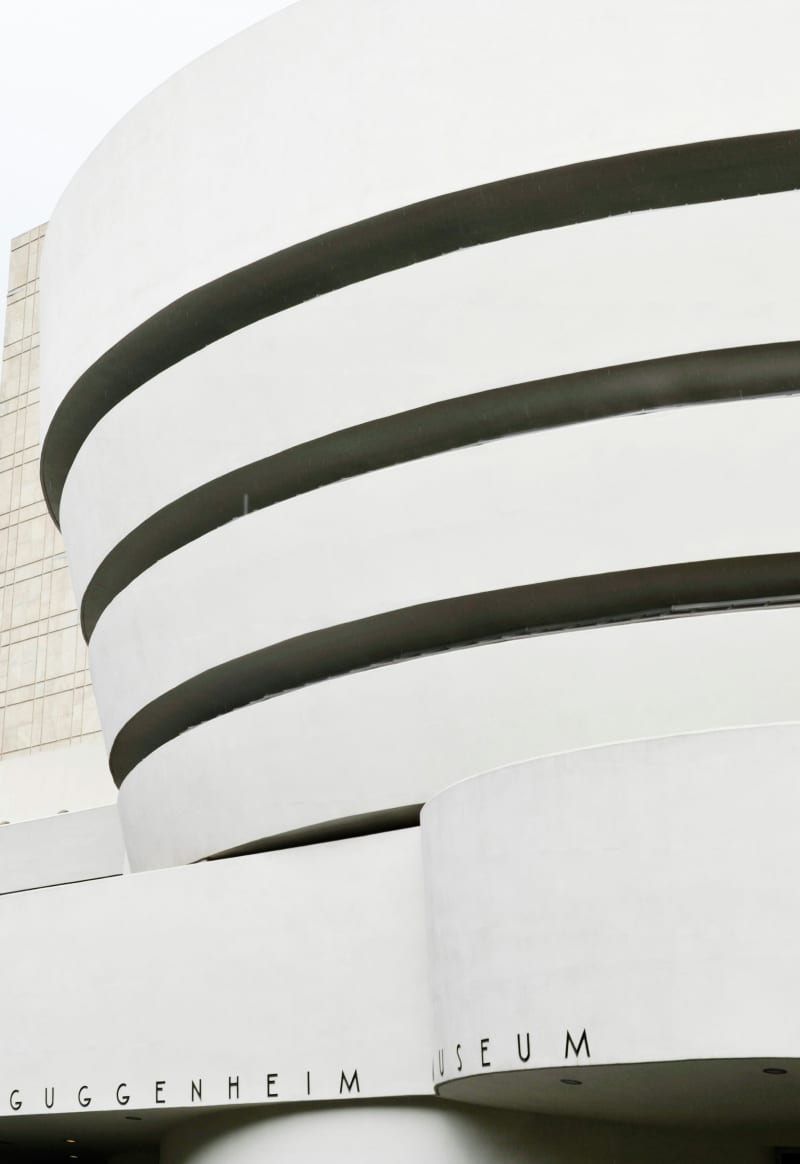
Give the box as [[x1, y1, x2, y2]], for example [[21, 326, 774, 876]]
[[42, 128, 800, 522], [205, 805, 423, 863], [109, 552, 800, 785], [81, 340, 800, 640]]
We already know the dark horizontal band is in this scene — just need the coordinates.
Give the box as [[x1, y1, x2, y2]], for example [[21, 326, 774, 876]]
[[82, 340, 800, 640], [110, 552, 800, 785], [206, 804, 422, 862], [42, 128, 800, 523]]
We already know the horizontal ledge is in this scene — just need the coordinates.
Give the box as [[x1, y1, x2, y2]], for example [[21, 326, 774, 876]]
[[42, 127, 800, 522], [81, 339, 800, 641], [109, 551, 800, 785]]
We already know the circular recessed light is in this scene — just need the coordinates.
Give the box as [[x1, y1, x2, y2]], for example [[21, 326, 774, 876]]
[[65, 1140, 77, 1145], [125, 1115, 143, 1121], [763, 1067, 788, 1075], [560, 1078, 583, 1086]]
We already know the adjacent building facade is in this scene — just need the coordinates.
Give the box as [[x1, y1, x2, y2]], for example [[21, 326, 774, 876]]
[[0, 228, 105, 807], [3, 1, 800, 1160]]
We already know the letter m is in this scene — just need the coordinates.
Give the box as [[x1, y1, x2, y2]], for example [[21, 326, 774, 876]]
[[564, 1028, 590, 1059], [339, 1068, 360, 1094]]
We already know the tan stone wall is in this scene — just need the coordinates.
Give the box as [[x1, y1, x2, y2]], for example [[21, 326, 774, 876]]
[[0, 227, 101, 758]]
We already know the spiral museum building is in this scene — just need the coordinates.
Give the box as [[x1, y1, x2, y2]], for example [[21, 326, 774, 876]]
[[4, 0, 800, 1160]]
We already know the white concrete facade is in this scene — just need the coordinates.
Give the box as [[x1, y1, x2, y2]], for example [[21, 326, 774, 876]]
[[3, 1, 800, 1160]]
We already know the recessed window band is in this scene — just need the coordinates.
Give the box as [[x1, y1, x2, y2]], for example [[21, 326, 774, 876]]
[[82, 340, 800, 640], [42, 128, 800, 523], [109, 551, 800, 785]]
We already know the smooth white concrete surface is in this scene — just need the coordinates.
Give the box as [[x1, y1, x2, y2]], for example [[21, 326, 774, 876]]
[[89, 395, 800, 747], [59, 192, 800, 599], [422, 726, 800, 1098], [0, 805, 123, 894], [0, 828, 430, 1115], [161, 1102, 796, 1164], [26, 0, 800, 1156], [40, 0, 800, 431], [0, 736, 115, 824], [119, 607, 800, 870]]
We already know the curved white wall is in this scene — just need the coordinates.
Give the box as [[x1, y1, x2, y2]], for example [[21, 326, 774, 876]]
[[0, 828, 430, 1115], [160, 1103, 791, 1164], [162, 1106, 530, 1164], [6, 729, 800, 1154], [59, 191, 800, 600], [119, 608, 800, 870], [25, 1, 800, 1157], [39, 0, 800, 884], [39, 0, 800, 427], [422, 725, 800, 1122], [89, 394, 800, 749]]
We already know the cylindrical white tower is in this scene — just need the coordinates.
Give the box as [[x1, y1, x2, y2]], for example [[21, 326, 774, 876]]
[[30, 2, 800, 1159], [39, 0, 800, 871]]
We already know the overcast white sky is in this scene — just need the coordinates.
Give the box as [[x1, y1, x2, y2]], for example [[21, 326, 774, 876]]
[[0, 0, 294, 334]]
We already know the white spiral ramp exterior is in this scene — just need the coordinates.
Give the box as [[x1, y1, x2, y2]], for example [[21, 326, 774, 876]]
[[28, 0, 800, 1159]]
